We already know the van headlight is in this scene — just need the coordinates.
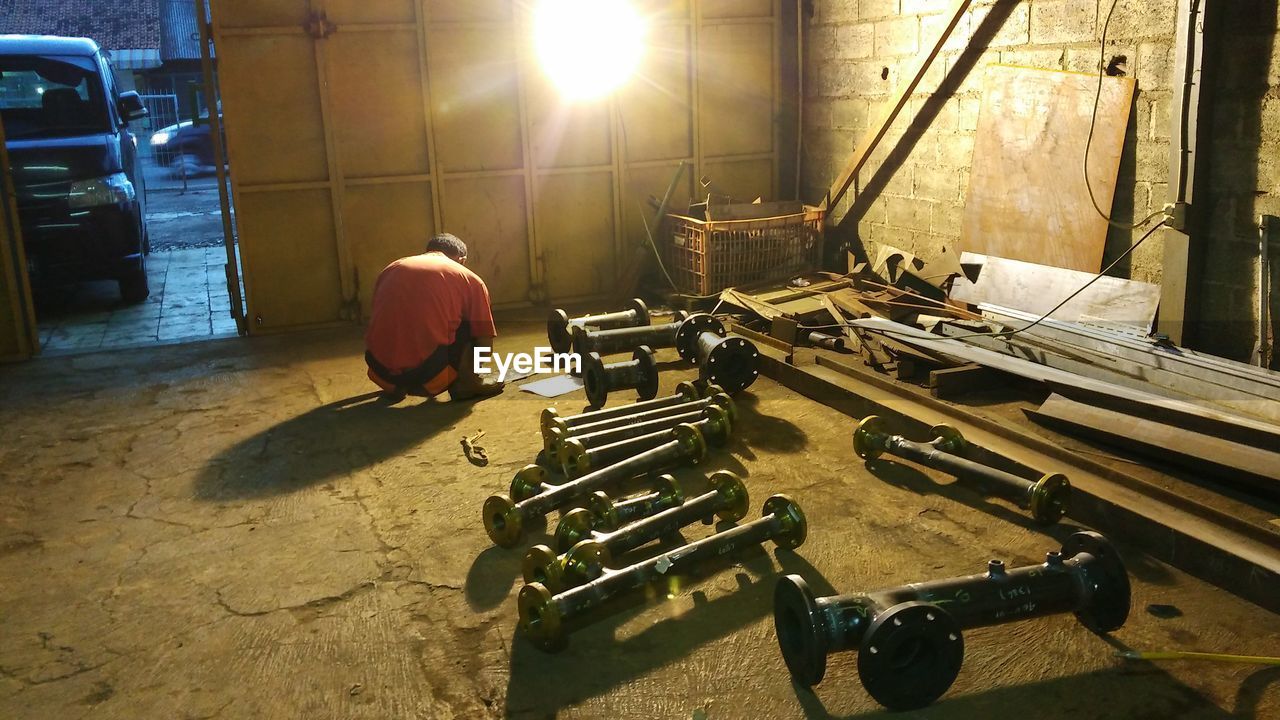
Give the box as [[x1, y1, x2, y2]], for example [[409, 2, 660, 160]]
[[150, 131, 171, 146], [68, 173, 136, 209]]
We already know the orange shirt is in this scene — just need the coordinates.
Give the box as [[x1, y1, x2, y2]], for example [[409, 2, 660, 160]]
[[365, 252, 497, 374]]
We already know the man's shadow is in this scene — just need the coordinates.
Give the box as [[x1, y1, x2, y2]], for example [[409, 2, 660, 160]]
[[194, 392, 472, 500]]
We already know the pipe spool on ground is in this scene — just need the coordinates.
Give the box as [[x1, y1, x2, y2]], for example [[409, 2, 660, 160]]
[[773, 531, 1130, 710], [674, 313, 761, 394], [582, 345, 660, 409], [483, 423, 708, 548], [519, 493, 806, 651], [559, 403, 733, 478], [571, 311, 690, 358], [553, 468, 749, 556], [542, 385, 727, 454], [853, 414, 1071, 524], [547, 298, 650, 355], [582, 473, 685, 533], [540, 380, 702, 438]]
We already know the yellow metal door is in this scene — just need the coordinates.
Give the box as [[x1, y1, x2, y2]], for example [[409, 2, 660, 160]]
[[0, 116, 38, 361], [211, 0, 786, 331]]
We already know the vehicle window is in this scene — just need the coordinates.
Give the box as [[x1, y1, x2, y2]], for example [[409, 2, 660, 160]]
[[0, 55, 111, 139]]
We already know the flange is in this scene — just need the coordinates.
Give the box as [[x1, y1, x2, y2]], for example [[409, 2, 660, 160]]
[[773, 574, 830, 687], [509, 464, 550, 502], [1029, 472, 1071, 525], [582, 352, 609, 409], [546, 309, 574, 355], [765, 494, 808, 550], [518, 582, 565, 651], [625, 297, 651, 327], [522, 544, 565, 591], [482, 493, 523, 548], [674, 313, 726, 362], [554, 507, 597, 553], [700, 405, 733, 445], [562, 538, 613, 586], [929, 423, 967, 454], [672, 423, 708, 464], [633, 345, 660, 401], [709, 469, 750, 522], [1063, 531, 1131, 633], [703, 335, 759, 393], [857, 601, 965, 711], [852, 415, 890, 460]]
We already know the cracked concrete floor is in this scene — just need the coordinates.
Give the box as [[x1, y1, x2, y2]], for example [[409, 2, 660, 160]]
[[0, 321, 1277, 719]]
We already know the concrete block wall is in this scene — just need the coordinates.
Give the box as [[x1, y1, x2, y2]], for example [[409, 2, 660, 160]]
[[802, 0, 1279, 360]]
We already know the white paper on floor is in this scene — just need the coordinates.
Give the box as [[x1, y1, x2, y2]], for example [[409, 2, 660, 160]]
[[518, 374, 583, 398]]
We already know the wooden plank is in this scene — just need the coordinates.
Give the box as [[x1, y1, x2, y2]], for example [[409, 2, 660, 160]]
[[846, 316, 1280, 450], [961, 66, 1135, 272], [951, 252, 1161, 331], [1030, 393, 1280, 500], [825, 0, 973, 212]]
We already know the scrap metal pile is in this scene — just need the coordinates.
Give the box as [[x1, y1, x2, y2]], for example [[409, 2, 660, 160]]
[[471, 298, 1136, 709]]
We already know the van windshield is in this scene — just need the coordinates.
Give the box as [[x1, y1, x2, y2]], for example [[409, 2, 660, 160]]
[[0, 55, 111, 139]]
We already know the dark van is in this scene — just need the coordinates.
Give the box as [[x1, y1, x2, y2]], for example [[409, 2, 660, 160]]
[[0, 35, 150, 302]]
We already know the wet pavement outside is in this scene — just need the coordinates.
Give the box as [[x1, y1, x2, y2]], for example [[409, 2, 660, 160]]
[[33, 163, 239, 354]]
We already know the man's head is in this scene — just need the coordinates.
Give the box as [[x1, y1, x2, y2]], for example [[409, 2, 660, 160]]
[[426, 233, 468, 264]]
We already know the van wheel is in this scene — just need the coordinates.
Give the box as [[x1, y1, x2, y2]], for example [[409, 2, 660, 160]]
[[120, 260, 150, 303], [169, 153, 203, 179]]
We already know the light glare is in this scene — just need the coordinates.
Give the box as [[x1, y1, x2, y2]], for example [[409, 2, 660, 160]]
[[535, 0, 645, 101]]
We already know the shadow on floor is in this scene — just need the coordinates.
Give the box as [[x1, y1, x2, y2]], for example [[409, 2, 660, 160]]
[[503, 548, 832, 717], [732, 391, 810, 457], [194, 391, 472, 500]]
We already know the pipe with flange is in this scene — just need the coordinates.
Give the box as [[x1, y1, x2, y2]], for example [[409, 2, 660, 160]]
[[572, 310, 689, 357], [582, 345, 660, 409], [542, 384, 725, 453], [484, 424, 708, 548], [853, 415, 1070, 524], [540, 380, 703, 450], [674, 313, 761, 394], [528, 471, 750, 591], [560, 404, 733, 478], [773, 531, 1130, 710], [556, 392, 733, 465], [519, 493, 806, 650], [554, 468, 749, 552], [580, 473, 685, 534], [547, 298, 650, 355]]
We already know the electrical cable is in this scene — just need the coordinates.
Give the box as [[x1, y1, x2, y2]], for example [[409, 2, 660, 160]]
[[1085, 0, 1167, 230]]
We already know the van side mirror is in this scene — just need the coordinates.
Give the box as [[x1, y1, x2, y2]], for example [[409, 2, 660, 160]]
[[118, 91, 147, 122]]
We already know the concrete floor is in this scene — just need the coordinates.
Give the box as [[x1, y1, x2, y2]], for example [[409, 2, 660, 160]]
[[0, 322, 1277, 719]]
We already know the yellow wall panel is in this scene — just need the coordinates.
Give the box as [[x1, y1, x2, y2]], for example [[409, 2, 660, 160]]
[[237, 190, 344, 328], [327, 31, 431, 178], [636, 0, 691, 21], [618, 28, 693, 163], [214, 0, 308, 28], [698, 23, 775, 158], [701, 0, 774, 19], [535, 172, 616, 298], [217, 35, 329, 185], [701, 158, 775, 204], [440, 176, 532, 306], [426, 0, 512, 23], [527, 79, 613, 170], [344, 183, 436, 319], [427, 27, 524, 173], [325, 0, 415, 25], [621, 163, 695, 267]]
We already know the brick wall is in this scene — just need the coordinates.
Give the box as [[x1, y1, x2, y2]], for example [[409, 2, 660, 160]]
[[802, 0, 1279, 360]]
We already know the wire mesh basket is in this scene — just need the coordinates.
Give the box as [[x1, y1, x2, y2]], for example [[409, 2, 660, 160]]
[[662, 205, 826, 296]]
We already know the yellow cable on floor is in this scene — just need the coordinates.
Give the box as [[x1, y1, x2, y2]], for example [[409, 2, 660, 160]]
[[1117, 650, 1280, 665]]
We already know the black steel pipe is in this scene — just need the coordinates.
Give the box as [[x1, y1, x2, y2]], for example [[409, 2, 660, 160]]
[[483, 424, 707, 548], [582, 346, 660, 409], [519, 493, 807, 651], [547, 298, 650, 355], [853, 415, 1070, 524], [675, 313, 760, 394], [560, 404, 733, 478], [543, 387, 726, 453], [806, 331, 851, 353], [572, 310, 689, 357], [540, 381, 704, 450], [555, 468, 749, 552], [585, 473, 686, 533], [773, 531, 1130, 710]]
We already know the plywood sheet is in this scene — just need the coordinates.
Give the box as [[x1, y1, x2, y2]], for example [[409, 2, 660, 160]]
[[618, 27, 694, 163], [698, 23, 774, 158], [238, 190, 344, 328], [535, 173, 616, 299], [951, 252, 1160, 331], [961, 65, 1135, 272]]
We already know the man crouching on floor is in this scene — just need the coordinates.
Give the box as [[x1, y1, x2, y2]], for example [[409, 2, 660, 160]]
[[364, 233, 505, 401]]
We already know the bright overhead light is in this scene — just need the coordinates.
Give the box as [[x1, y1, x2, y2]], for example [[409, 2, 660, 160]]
[[534, 0, 645, 101]]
